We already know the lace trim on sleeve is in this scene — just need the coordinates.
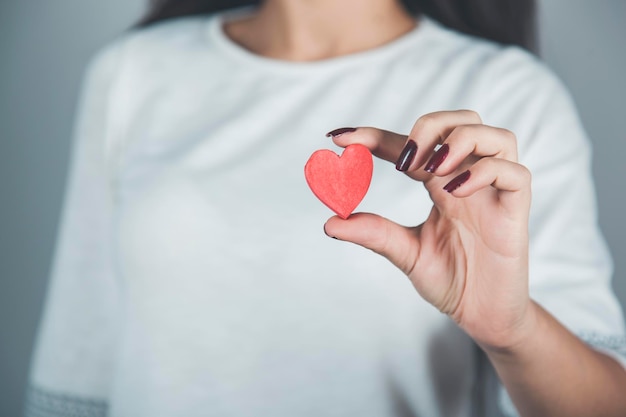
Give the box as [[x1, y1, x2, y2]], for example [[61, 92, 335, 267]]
[[578, 332, 626, 357], [24, 385, 108, 417]]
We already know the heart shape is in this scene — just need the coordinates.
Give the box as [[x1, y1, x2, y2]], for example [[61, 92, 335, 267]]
[[304, 144, 373, 219]]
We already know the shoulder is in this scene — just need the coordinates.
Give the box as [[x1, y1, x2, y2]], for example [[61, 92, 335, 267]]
[[434, 20, 574, 110], [85, 15, 212, 85], [397, 17, 572, 123], [421, 17, 563, 95], [413, 19, 585, 157]]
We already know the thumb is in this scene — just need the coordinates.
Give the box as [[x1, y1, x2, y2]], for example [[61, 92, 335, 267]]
[[324, 213, 419, 276]]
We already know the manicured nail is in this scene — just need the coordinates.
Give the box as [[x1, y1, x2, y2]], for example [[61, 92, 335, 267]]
[[323, 223, 338, 239], [326, 127, 357, 137], [395, 140, 418, 171], [424, 144, 449, 173], [443, 170, 471, 193]]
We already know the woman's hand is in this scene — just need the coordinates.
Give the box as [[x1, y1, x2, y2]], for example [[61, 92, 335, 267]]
[[327, 111, 626, 417], [325, 110, 536, 352]]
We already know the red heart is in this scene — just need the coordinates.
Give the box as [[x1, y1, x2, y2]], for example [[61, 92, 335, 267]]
[[304, 144, 373, 219]]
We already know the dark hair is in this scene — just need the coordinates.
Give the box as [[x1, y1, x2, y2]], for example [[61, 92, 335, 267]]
[[138, 0, 536, 51]]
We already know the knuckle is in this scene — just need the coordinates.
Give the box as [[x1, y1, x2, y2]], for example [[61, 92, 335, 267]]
[[417, 112, 438, 130], [459, 109, 482, 124], [370, 218, 394, 255], [498, 128, 519, 160], [446, 125, 469, 146], [451, 124, 466, 136], [480, 156, 499, 171], [520, 165, 532, 183], [498, 128, 517, 144]]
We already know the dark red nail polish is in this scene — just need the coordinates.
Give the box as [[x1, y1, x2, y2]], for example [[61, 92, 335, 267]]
[[326, 127, 357, 137], [424, 144, 449, 173], [443, 170, 471, 193], [395, 140, 418, 171], [323, 224, 337, 239]]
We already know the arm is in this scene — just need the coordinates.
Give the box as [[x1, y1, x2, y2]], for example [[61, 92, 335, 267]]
[[483, 65, 626, 416], [485, 301, 626, 417], [26, 42, 124, 416]]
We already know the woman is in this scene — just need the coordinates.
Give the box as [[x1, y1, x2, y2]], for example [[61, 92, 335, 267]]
[[26, 0, 626, 416]]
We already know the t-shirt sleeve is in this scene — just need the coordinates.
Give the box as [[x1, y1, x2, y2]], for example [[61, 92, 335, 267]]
[[525, 77, 626, 364], [25, 42, 125, 417], [482, 49, 626, 417]]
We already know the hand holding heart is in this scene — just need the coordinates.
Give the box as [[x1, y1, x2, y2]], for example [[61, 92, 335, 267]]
[[321, 110, 534, 352]]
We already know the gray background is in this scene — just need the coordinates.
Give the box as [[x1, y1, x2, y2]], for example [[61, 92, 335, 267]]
[[1, 0, 624, 415]]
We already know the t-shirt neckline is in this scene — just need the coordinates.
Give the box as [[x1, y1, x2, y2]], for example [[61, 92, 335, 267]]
[[205, 8, 434, 75]]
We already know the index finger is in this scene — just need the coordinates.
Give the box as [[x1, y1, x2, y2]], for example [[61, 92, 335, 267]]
[[328, 127, 419, 175]]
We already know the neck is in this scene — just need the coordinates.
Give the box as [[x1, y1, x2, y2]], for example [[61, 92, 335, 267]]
[[224, 0, 417, 61]]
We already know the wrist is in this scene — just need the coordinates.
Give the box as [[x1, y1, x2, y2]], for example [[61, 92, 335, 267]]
[[479, 300, 542, 358]]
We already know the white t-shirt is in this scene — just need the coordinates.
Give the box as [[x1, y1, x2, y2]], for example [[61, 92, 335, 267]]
[[27, 9, 626, 417]]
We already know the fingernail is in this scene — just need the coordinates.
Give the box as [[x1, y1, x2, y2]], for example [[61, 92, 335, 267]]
[[424, 144, 449, 173], [395, 140, 418, 171], [443, 170, 471, 193], [323, 223, 338, 239], [326, 127, 357, 137]]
